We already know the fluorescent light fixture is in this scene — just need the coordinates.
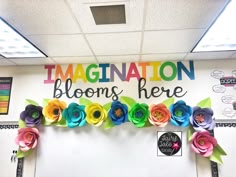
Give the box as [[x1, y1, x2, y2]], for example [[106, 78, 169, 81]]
[[192, 0, 236, 52], [0, 17, 47, 58]]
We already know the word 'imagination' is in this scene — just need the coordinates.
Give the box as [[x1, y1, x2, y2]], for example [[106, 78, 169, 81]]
[[44, 61, 195, 84]]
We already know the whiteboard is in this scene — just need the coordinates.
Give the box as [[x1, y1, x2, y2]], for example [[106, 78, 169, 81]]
[[35, 124, 197, 177], [214, 123, 236, 177]]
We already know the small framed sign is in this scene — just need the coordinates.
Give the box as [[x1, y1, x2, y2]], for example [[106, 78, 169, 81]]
[[0, 77, 13, 115], [157, 131, 182, 156]]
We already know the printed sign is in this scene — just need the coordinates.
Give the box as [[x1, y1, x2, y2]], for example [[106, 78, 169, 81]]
[[157, 131, 182, 156], [0, 77, 13, 115]]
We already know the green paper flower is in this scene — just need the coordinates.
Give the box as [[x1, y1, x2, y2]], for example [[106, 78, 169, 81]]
[[129, 103, 150, 128]]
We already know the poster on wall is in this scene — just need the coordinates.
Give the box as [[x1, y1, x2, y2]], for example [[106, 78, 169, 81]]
[[0, 77, 12, 115]]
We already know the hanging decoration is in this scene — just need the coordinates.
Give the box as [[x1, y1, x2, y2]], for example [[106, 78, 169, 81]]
[[15, 97, 227, 164]]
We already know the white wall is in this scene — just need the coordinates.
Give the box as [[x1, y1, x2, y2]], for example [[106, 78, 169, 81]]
[[0, 59, 235, 177]]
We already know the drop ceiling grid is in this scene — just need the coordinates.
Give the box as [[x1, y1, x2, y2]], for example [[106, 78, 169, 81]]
[[26, 35, 94, 57], [86, 32, 142, 56], [142, 29, 206, 54], [144, 0, 230, 30], [66, 0, 145, 34], [0, 0, 81, 35], [8, 57, 55, 65]]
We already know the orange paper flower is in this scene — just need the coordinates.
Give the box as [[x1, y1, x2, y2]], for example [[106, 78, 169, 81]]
[[148, 103, 171, 127], [43, 99, 67, 123]]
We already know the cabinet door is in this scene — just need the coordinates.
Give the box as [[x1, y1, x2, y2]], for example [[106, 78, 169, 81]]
[[0, 122, 19, 177]]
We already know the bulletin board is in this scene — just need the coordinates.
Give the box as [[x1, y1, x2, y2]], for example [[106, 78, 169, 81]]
[[0, 59, 235, 177]]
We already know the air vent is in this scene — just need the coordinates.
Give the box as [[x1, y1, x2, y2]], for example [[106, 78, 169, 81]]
[[90, 5, 126, 25]]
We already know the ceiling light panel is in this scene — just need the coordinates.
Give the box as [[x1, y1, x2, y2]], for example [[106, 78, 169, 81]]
[[193, 0, 236, 52], [0, 17, 47, 58]]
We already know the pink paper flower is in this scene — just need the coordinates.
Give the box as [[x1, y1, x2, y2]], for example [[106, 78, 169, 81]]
[[191, 131, 217, 157], [15, 128, 40, 152]]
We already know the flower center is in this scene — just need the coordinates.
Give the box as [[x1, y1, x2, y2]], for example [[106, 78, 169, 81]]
[[32, 111, 39, 119], [114, 108, 123, 117], [93, 111, 101, 118], [135, 110, 143, 118], [154, 111, 162, 120], [196, 114, 205, 123], [73, 112, 79, 117], [198, 140, 205, 145], [175, 109, 183, 117], [53, 109, 59, 115]]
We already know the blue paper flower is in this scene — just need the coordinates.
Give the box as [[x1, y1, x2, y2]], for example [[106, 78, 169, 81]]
[[109, 101, 128, 125], [62, 103, 86, 128], [170, 100, 192, 127], [190, 106, 215, 131]]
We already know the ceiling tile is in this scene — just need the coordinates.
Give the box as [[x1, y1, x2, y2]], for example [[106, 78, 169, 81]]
[[86, 32, 141, 55], [0, 59, 16, 66], [142, 29, 205, 54], [8, 58, 55, 65], [97, 55, 139, 63], [0, 0, 81, 35], [185, 51, 236, 60], [27, 35, 93, 57], [145, 0, 229, 30], [141, 53, 187, 61], [52, 56, 97, 64], [66, 0, 144, 33]]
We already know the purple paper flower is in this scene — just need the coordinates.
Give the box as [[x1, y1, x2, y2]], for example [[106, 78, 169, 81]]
[[20, 104, 43, 127], [190, 106, 215, 132]]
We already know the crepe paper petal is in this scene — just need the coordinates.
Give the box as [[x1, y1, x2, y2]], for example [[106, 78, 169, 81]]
[[120, 96, 136, 110], [103, 117, 115, 129], [103, 102, 112, 112], [79, 97, 92, 106], [25, 99, 39, 106], [180, 119, 190, 127], [16, 149, 33, 158], [197, 97, 212, 108], [162, 97, 174, 109], [18, 119, 26, 128], [187, 126, 195, 141]]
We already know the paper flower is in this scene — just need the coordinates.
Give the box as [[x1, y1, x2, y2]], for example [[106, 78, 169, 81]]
[[108, 101, 128, 125], [85, 103, 107, 126], [43, 99, 67, 123], [170, 100, 192, 127], [129, 103, 150, 128], [20, 104, 43, 127], [190, 106, 215, 132], [148, 103, 171, 127], [62, 103, 86, 128], [15, 127, 39, 152], [191, 131, 217, 157]]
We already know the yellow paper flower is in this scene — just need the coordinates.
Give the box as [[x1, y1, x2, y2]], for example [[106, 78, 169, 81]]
[[43, 99, 67, 123], [85, 103, 107, 126]]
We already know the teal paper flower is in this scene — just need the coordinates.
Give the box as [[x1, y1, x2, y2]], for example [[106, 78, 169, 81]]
[[62, 103, 86, 128]]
